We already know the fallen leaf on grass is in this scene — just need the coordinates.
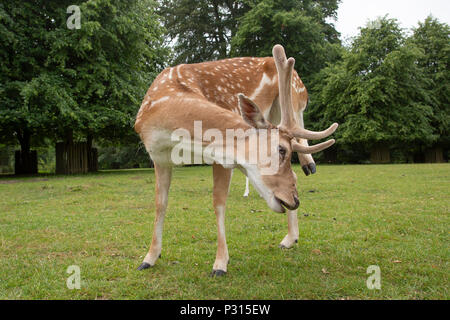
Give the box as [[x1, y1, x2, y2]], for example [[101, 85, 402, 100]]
[[69, 185, 85, 192], [311, 249, 322, 255], [321, 268, 330, 274]]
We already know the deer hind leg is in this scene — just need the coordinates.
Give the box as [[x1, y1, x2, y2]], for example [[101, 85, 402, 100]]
[[243, 177, 250, 197], [137, 163, 172, 270], [211, 164, 232, 277], [279, 210, 299, 249]]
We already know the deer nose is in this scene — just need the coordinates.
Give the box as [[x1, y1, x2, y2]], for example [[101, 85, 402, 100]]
[[275, 196, 300, 211], [293, 196, 300, 210]]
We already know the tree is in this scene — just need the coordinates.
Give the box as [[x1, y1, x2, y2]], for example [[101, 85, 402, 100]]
[[158, 0, 250, 64], [231, 0, 342, 84], [0, 1, 62, 173], [409, 16, 450, 162], [307, 17, 436, 163], [0, 0, 167, 174]]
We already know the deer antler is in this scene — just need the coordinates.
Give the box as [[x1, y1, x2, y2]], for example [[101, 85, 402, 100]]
[[272, 44, 338, 145], [273, 45, 297, 129]]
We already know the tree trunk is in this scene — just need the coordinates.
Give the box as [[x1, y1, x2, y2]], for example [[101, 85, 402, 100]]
[[370, 145, 390, 164], [87, 134, 98, 172], [55, 142, 89, 174], [56, 131, 98, 174], [15, 129, 38, 175], [14, 150, 38, 175], [425, 147, 444, 163]]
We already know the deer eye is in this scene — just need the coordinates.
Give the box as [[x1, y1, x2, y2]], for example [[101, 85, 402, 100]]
[[279, 146, 287, 158]]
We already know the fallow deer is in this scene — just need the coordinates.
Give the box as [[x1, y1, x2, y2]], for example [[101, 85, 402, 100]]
[[134, 45, 338, 276]]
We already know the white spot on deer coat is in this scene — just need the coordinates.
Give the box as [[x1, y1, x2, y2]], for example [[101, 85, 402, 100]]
[[150, 96, 170, 108], [250, 73, 276, 100]]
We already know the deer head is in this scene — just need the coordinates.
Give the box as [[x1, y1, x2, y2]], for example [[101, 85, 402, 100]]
[[235, 45, 338, 213]]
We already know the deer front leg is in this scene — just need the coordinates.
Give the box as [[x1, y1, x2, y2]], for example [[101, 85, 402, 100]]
[[138, 163, 172, 270], [211, 164, 232, 277], [279, 210, 299, 249]]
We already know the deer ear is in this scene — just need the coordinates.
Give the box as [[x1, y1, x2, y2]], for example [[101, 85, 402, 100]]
[[238, 94, 270, 129]]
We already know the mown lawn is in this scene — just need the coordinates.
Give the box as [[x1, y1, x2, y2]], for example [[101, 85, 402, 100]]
[[0, 164, 448, 300]]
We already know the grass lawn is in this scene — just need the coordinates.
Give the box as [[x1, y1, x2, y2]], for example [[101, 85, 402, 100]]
[[0, 164, 448, 300]]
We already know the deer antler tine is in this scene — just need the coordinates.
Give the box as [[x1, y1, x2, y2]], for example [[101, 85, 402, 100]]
[[272, 44, 286, 63], [292, 123, 339, 140], [272, 45, 296, 129], [292, 139, 336, 154]]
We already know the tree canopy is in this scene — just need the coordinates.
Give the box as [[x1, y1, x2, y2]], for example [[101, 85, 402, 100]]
[[307, 17, 437, 154], [158, 0, 342, 83], [231, 0, 342, 83], [158, 0, 250, 64], [0, 0, 167, 151], [409, 16, 450, 147], [1, 2, 449, 171]]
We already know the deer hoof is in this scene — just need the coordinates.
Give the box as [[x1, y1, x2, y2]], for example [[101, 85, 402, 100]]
[[137, 262, 152, 271], [278, 241, 297, 249], [211, 270, 227, 277], [308, 163, 316, 174], [302, 165, 311, 176]]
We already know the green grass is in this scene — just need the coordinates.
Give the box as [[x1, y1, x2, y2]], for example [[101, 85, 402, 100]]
[[0, 164, 448, 300]]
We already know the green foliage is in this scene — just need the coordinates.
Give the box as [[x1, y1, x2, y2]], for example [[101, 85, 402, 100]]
[[308, 17, 437, 154], [1, 1, 447, 167], [158, 0, 250, 64], [158, 0, 341, 83], [0, 144, 14, 173], [409, 16, 450, 146], [231, 0, 341, 83], [0, 1, 53, 147], [0, 0, 167, 150], [98, 144, 152, 169]]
